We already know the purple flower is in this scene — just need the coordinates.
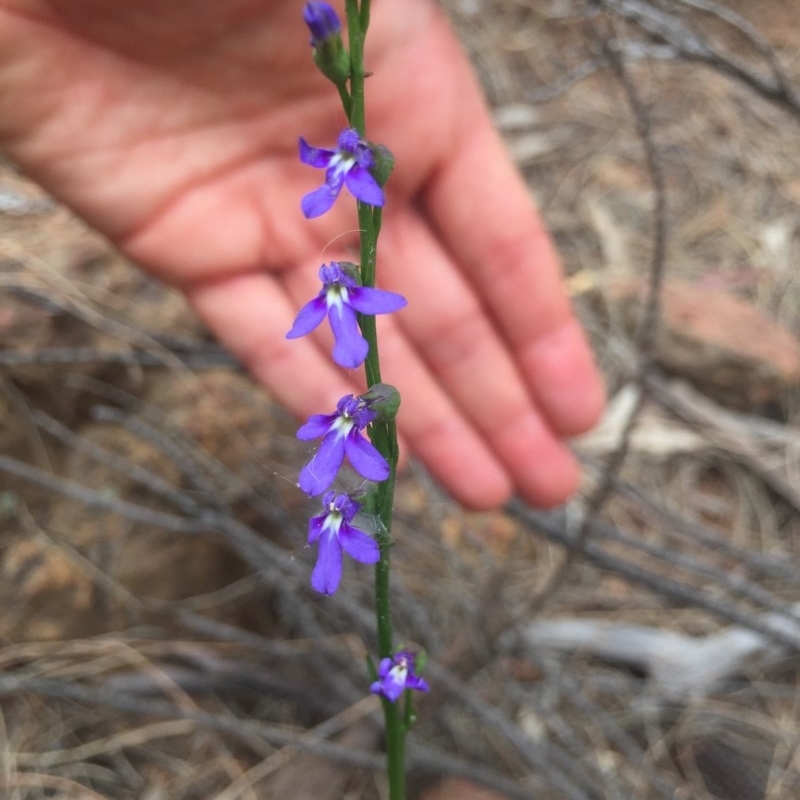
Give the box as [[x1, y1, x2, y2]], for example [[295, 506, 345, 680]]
[[300, 128, 385, 218], [308, 491, 380, 595], [370, 651, 430, 703], [286, 262, 407, 368], [297, 394, 390, 496], [303, 2, 341, 47]]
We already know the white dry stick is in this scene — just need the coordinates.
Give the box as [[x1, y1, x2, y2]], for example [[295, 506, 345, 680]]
[[509, 605, 800, 700]]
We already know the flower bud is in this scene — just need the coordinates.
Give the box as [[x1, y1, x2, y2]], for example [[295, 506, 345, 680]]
[[370, 144, 396, 188], [303, 2, 340, 46], [336, 260, 361, 283], [303, 2, 350, 86], [361, 383, 401, 422]]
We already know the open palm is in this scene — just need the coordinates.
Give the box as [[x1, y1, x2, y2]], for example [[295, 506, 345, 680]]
[[0, 0, 604, 508]]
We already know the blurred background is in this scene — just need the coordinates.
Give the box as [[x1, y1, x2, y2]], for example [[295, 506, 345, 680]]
[[0, 1, 798, 798]]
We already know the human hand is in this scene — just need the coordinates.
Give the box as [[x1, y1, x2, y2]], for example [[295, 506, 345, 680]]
[[0, 0, 604, 509]]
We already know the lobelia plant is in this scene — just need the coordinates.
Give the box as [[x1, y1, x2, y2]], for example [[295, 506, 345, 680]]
[[286, 3, 428, 798]]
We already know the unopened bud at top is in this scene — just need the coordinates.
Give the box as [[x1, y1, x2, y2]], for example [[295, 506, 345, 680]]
[[303, 2, 350, 86], [303, 2, 341, 46]]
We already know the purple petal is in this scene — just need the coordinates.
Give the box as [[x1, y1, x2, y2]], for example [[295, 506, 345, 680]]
[[299, 432, 345, 495], [287, 296, 327, 339], [301, 184, 340, 219], [347, 286, 407, 315], [311, 530, 342, 595], [344, 432, 390, 482], [338, 128, 361, 152], [339, 522, 380, 564], [297, 412, 337, 440], [344, 165, 385, 207], [335, 492, 360, 523], [303, 2, 341, 45], [351, 404, 377, 430], [380, 670, 407, 702], [298, 138, 335, 168], [308, 514, 325, 545], [376, 658, 392, 679], [406, 675, 430, 692], [329, 303, 368, 368]]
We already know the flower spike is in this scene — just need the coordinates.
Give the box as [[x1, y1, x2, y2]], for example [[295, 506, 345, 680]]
[[303, 2, 341, 47], [299, 128, 385, 218]]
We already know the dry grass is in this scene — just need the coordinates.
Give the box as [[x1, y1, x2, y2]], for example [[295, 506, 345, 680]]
[[0, 1, 798, 798]]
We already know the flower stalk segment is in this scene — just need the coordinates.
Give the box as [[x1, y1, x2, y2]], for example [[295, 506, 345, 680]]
[[296, 3, 423, 798]]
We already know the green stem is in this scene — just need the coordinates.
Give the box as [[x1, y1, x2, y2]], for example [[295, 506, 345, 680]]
[[360, 0, 371, 34], [345, 2, 404, 798], [336, 83, 352, 121], [345, 0, 365, 135]]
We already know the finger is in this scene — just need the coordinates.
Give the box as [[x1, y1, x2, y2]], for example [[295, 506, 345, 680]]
[[376, 311, 515, 510], [185, 270, 358, 430], [378, 207, 580, 508], [188, 268, 507, 509], [418, 22, 605, 437]]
